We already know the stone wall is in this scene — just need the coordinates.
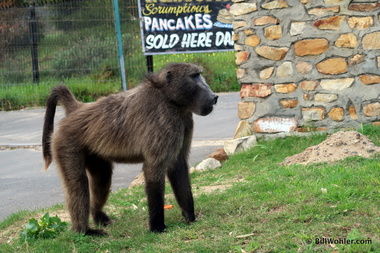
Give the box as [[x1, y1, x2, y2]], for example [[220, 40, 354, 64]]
[[232, 0, 380, 137]]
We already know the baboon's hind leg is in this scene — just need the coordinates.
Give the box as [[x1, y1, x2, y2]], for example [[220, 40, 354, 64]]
[[86, 154, 113, 227], [55, 148, 93, 234]]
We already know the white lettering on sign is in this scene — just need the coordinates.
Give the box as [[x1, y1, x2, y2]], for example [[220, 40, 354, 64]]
[[144, 14, 212, 32], [145, 30, 234, 50], [181, 32, 213, 48], [215, 31, 233, 47], [145, 34, 180, 49]]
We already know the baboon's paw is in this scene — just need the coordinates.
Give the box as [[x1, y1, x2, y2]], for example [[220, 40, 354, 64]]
[[182, 211, 196, 223], [150, 224, 166, 233], [85, 228, 108, 236], [94, 211, 113, 227], [186, 217, 196, 224]]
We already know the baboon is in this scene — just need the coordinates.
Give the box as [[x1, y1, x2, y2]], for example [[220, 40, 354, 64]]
[[42, 63, 218, 236]]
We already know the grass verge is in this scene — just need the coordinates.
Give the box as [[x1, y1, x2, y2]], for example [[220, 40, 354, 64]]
[[0, 126, 379, 252], [0, 78, 121, 111], [1, 50, 238, 111]]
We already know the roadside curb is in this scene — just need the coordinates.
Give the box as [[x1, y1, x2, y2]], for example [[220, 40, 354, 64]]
[[0, 144, 41, 150]]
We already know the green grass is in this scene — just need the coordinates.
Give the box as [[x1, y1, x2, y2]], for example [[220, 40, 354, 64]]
[[0, 77, 121, 111], [1, 126, 379, 252], [0, 50, 238, 111], [154, 52, 239, 93]]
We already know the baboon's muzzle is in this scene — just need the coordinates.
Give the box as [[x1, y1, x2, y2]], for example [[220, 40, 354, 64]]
[[213, 95, 219, 105]]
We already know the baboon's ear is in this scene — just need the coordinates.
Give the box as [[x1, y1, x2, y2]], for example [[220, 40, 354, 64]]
[[166, 71, 172, 83]]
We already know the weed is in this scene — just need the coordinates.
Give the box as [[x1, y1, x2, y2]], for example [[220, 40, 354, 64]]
[[20, 212, 68, 242]]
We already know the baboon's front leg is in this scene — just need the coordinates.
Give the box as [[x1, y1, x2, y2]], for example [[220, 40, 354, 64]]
[[167, 157, 195, 223], [143, 164, 166, 233]]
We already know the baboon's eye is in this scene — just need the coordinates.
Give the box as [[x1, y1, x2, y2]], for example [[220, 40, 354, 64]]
[[190, 73, 200, 78]]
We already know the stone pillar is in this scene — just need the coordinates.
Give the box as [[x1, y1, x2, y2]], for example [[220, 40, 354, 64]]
[[232, 0, 380, 136]]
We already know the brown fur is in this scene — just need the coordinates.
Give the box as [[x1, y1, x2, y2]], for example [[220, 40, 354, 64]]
[[42, 63, 218, 235]]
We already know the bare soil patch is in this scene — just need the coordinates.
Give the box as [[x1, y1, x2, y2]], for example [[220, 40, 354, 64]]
[[282, 130, 380, 166]]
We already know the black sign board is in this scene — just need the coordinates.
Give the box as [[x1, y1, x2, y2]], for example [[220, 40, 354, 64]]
[[138, 0, 234, 55]]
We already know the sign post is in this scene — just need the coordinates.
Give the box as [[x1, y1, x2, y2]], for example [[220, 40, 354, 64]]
[[112, 0, 128, 90], [138, 0, 234, 56]]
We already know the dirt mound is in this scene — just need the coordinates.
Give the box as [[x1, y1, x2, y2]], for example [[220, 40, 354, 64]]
[[282, 130, 380, 166]]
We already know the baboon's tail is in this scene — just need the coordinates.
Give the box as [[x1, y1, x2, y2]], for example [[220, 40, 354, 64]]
[[42, 85, 82, 170]]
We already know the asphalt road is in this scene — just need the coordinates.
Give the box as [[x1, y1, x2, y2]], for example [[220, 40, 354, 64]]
[[0, 92, 240, 222]]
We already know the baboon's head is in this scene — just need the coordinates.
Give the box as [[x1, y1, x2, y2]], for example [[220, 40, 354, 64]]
[[156, 63, 218, 116]]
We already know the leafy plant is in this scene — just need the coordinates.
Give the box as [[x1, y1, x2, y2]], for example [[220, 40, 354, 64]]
[[20, 212, 68, 241]]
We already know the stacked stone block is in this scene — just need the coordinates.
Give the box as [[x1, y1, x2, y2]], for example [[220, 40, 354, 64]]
[[232, 0, 380, 135]]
